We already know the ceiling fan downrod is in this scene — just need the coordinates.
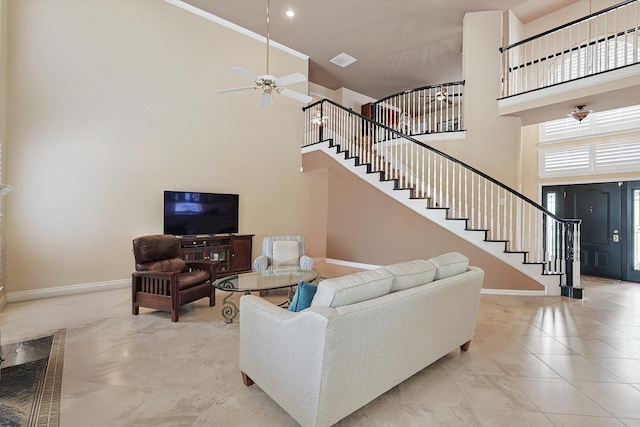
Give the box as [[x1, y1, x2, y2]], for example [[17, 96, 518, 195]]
[[266, 0, 270, 76]]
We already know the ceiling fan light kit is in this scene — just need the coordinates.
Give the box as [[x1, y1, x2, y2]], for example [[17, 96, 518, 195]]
[[217, 0, 312, 109], [435, 88, 447, 101]]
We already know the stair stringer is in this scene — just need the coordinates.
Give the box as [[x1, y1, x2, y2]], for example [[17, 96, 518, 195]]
[[303, 141, 561, 296]]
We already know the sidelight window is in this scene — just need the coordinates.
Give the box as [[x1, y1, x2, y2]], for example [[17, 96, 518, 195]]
[[634, 189, 640, 272]]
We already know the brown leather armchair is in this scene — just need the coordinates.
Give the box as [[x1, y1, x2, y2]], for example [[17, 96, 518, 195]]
[[132, 235, 216, 322]]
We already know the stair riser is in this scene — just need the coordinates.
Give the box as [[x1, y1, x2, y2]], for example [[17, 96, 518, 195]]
[[304, 142, 562, 295]]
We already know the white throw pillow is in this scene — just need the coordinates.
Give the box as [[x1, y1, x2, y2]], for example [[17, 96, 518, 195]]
[[428, 252, 469, 279], [310, 269, 393, 308], [272, 240, 300, 266], [383, 260, 437, 292]]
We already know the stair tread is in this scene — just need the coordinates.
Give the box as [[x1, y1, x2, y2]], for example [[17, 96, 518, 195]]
[[310, 139, 566, 290]]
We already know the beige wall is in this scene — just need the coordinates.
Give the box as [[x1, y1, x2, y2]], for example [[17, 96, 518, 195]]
[[524, 0, 620, 39], [308, 82, 335, 102], [4, 0, 325, 293], [449, 11, 522, 188], [0, 0, 7, 305], [420, 11, 523, 188], [505, 10, 524, 47], [335, 88, 376, 113], [303, 151, 543, 291]]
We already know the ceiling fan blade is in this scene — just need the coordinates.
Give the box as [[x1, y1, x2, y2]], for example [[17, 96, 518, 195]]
[[278, 88, 312, 104], [217, 86, 257, 94], [231, 67, 259, 82], [260, 92, 272, 109], [274, 72, 307, 87]]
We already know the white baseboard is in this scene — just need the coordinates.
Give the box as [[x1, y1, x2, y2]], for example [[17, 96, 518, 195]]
[[325, 258, 381, 270], [6, 279, 130, 302]]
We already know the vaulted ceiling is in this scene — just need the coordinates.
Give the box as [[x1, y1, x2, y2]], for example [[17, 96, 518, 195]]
[[183, 0, 580, 99]]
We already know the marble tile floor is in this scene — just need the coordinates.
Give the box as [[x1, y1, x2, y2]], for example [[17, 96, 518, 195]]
[[0, 264, 639, 427]]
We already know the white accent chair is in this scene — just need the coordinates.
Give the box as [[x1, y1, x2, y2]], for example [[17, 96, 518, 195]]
[[253, 235, 314, 272]]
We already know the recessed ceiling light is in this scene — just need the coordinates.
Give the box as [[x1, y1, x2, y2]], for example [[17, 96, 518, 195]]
[[330, 52, 357, 68], [285, 9, 295, 17]]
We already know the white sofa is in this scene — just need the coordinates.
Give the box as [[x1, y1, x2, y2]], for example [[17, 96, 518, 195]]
[[239, 252, 484, 427]]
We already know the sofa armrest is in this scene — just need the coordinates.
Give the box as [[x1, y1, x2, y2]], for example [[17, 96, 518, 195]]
[[299, 254, 314, 271], [239, 295, 337, 426], [253, 255, 269, 272]]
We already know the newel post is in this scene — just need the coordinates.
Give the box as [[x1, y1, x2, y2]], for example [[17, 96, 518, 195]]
[[561, 219, 584, 299], [319, 102, 324, 143]]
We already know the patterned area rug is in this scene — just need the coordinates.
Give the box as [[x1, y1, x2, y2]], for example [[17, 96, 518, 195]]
[[0, 329, 66, 427]]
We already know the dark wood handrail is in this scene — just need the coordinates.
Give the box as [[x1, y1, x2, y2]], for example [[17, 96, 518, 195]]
[[504, 27, 639, 72], [499, 0, 637, 52], [303, 98, 570, 224], [372, 81, 465, 106]]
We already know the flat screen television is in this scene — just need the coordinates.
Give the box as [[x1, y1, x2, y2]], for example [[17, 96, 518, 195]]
[[163, 191, 239, 236]]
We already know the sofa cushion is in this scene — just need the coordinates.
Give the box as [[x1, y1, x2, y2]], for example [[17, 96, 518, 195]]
[[428, 252, 469, 279], [178, 270, 211, 290], [288, 281, 317, 312], [310, 269, 393, 308], [272, 240, 301, 266], [384, 260, 437, 292]]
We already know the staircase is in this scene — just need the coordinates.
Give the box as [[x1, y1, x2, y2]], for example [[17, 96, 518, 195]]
[[302, 99, 581, 296], [299, 1, 640, 296]]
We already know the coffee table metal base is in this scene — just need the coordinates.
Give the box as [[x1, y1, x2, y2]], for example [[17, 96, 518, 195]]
[[220, 291, 291, 323], [213, 269, 318, 323], [217, 279, 244, 324], [221, 291, 241, 324]]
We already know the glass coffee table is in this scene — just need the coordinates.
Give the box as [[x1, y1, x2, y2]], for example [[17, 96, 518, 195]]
[[212, 268, 318, 323]]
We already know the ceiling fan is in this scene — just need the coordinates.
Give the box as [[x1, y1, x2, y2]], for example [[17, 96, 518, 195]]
[[421, 88, 459, 106], [217, 0, 312, 109]]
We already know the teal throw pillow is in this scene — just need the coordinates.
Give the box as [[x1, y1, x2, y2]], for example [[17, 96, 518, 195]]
[[288, 281, 317, 312]]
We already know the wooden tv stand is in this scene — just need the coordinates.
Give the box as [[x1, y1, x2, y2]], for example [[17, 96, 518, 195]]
[[178, 234, 253, 277]]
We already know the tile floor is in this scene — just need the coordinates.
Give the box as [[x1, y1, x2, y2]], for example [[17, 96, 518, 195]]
[[0, 265, 639, 427]]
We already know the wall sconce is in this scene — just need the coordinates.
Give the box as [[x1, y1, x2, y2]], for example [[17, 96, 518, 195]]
[[568, 105, 593, 122]]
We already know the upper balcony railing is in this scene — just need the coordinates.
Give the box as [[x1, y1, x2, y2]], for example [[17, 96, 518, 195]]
[[500, 0, 640, 98], [370, 81, 465, 137]]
